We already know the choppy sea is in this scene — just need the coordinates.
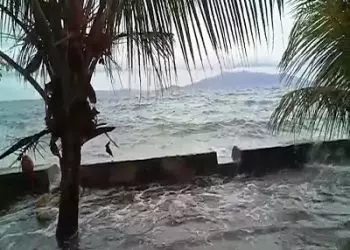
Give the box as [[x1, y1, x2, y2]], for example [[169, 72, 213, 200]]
[[0, 76, 350, 249]]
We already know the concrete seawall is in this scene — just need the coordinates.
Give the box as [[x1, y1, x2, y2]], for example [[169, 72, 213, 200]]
[[80, 139, 350, 187], [219, 139, 350, 177], [0, 164, 60, 210], [80, 152, 218, 188], [1, 139, 350, 207]]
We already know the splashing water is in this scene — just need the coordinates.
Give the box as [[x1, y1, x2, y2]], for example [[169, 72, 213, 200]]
[[0, 163, 350, 249], [0, 87, 350, 249]]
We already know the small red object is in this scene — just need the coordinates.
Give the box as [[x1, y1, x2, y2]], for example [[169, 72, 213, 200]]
[[21, 155, 34, 173], [21, 155, 35, 187]]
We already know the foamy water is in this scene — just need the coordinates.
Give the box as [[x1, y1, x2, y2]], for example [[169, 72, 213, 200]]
[[0, 84, 350, 249], [0, 84, 322, 166], [1, 164, 350, 249]]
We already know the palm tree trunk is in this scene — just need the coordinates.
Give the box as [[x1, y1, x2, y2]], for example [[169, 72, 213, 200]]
[[56, 127, 81, 247]]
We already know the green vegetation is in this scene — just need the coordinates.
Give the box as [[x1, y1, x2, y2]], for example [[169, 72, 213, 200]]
[[270, 2, 350, 248], [270, 0, 350, 138], [0, 0, 283, 247]]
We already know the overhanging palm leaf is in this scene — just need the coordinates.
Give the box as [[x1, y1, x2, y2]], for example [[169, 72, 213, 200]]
[[270, 0, 350, 138], [114, 0, 284, 74], [0, 50, 46, 100], [0, 0, 284, 86], [0, 129, 49, 160], [0, 0, 285, 245], [270, 86, 350, 138]]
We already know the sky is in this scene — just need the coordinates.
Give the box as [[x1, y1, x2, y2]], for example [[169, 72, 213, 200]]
[[0, 3, 294, 101]]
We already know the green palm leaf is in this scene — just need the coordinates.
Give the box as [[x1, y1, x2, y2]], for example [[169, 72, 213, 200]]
[[270, 0, 350, 138], [0, 49, 46, 100], [270, 86, 350, 139], [0, 0, 284, 91], [0, 0, 286, 244]]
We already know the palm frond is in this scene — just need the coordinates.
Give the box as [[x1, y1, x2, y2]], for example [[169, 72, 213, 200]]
[[0, 129, 50, 160], [279, 0, 350, 90], [272, 0, 350, 137], [0, 49, 46, 100], [30, 0, 61, 76], [0, 0, 284, 92], [109, 0, 284, 86], [82, 125, 115, 145], [0, 3, 31, 36], [269, 86, 350, 139]]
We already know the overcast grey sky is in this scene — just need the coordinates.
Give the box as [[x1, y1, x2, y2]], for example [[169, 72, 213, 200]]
[[0, 3, 294, 101], [92, 4, 294, 91]]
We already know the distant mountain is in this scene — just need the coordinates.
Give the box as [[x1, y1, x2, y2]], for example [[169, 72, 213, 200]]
[[1, 70, 298, 102], [184, 71, 290, 91], [95, 71, 295, 99]]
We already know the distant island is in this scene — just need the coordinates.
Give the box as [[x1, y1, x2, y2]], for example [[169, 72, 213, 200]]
[[92, 71, 294, 99], [183, 71, 289, 91], [0, 70, 296, 102]]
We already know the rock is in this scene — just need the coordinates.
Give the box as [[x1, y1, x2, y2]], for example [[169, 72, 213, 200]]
[[35, 192, 59, 224], [36, 207, 58, 223], [36, 193, 50, 208]]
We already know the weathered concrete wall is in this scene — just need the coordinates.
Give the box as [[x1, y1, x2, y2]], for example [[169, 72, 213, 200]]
[[0, 164, 60, 210], [217, 162, 239, 177], [305, 139, 350, 164], [80, 152, 218, 188], [80, 139, 350, 188], [2, 139, 350, 195], [237, 144, 303, 177], [236, 139, 350, 177]]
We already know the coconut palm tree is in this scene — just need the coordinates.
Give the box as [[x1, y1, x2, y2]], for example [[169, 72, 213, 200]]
[[0, 0, 284, 247], [269, 0, 350, 138]]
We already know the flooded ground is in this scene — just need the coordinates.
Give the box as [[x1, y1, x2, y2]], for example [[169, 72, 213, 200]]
[[1, 78, 350, 249], [1, 163, 350, 250]]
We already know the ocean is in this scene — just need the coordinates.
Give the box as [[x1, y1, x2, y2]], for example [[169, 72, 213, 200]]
[[0, 76, 350, 249], [0, 79, 310, 167]]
